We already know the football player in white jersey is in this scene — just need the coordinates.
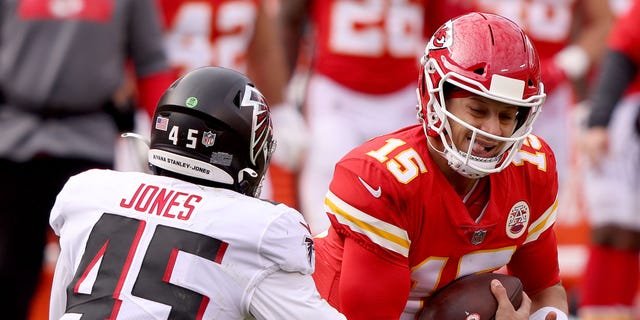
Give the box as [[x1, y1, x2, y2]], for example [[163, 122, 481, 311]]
[[48, 66, 345, 320]]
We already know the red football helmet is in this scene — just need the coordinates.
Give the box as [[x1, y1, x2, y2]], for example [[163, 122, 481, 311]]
[[417, 12, 546, 178]]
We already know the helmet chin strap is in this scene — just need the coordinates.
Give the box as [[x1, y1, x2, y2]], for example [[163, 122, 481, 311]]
[[237, 168, 263, 197], [444, 151, 490, 179], [238, 168, 258, 182]]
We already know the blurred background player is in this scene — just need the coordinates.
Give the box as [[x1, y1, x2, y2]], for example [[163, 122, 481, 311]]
[[0, 0, 174, 318], [278, 0, 475, 235], [48, 66, 346, 320], [311, 12, 569, 319], [465, 0, 616, 310], [471, 0, 614, 210], [149, 0, 307, 207], [578, 0, 640, 318]]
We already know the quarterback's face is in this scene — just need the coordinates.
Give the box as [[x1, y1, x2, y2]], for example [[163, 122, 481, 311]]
[[446, 95, 519, 159]]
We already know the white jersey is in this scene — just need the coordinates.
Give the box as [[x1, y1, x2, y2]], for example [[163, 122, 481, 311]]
[[49, 169, 344, 320]]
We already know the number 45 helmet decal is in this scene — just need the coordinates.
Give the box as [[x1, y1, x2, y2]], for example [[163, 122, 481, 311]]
[[149, 66, 275, 197]]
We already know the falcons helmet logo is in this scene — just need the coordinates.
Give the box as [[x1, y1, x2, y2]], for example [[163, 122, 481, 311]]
[[241, 85, 273, 165]]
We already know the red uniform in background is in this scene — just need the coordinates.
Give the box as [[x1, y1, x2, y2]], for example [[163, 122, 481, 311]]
[[607, 0, 640, 95], [468, 1, 616, 305], [579, 0, 640, 318], [308, 0, 427, 94], [157, 0, 260, 77], [281, 0, 476, 235]]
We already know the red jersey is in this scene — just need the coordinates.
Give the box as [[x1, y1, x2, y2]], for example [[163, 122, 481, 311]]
[[608, 0, 640, 94], [313, 125, 561, 318], [157, 0, 259, 76], [309, 0, 429, 94], [472, 0, 579, 59]]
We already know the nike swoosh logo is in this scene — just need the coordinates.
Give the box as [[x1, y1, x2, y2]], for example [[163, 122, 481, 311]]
[[358, 176, 381, 198]]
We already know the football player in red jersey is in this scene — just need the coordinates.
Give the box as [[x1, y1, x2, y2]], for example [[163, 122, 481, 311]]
[[579, 0, 640, 319], [466, 0, 617, 309], [312, 13, 569, 320], [278, 0, 475, 235]]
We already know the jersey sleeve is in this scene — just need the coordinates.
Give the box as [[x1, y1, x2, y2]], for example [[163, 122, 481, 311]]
[[508, 136, 561, 294], [48, 170, 96, 318], [608, 0, 640, 64], [608, 1, 640, 63], [325, 156, 411, 263], [508, 227, 561, 294], [250, 270, 346, 320], [49, 254, 74, 319], [259, 206, 315, 274], [322, 155, 415, 319], [49, 190, 67, 237], [49, 170, 90, 236]]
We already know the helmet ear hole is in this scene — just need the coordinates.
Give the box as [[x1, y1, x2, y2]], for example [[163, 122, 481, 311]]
[[473, 68, 485, 75], [233, 90, 242, 107]]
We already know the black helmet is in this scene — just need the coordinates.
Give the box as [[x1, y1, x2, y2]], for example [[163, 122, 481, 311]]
[[148, 66, 275, 197]]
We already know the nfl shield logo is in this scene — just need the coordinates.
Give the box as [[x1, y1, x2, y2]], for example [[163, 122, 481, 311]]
[[202, 131, 216, 147], [471, 230, 487, 245]]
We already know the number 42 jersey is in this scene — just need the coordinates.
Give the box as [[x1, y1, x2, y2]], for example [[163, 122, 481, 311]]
[[49, 169, 323, 320]]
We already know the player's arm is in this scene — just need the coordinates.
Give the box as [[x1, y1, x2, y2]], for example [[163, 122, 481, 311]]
[[252, 207, 344, 319], [507, 223, 569, 319], [129, 0, 176, 116], [277, 0, 310, 78], [247, 2, 289, 106], [582, 0, 640, 167], [581, 49, 636, 167], [250, 1, 309, 171], [571, 0, 615, 69], [528, 283, 569, 320], [324, 157, 414, 318], [544, 0, 614, 93], [250, 270, 346, 320], [338, 236, 411, 319]]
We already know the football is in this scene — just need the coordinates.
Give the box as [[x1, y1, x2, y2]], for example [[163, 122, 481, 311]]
[[419, 273, 523, 320]]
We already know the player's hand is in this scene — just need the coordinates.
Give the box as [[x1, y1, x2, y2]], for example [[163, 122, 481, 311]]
[[580, 126, 609, 169], [269, 102, 309, 171], [491, 279, 531, 320], [541, 45, 589, 95]]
